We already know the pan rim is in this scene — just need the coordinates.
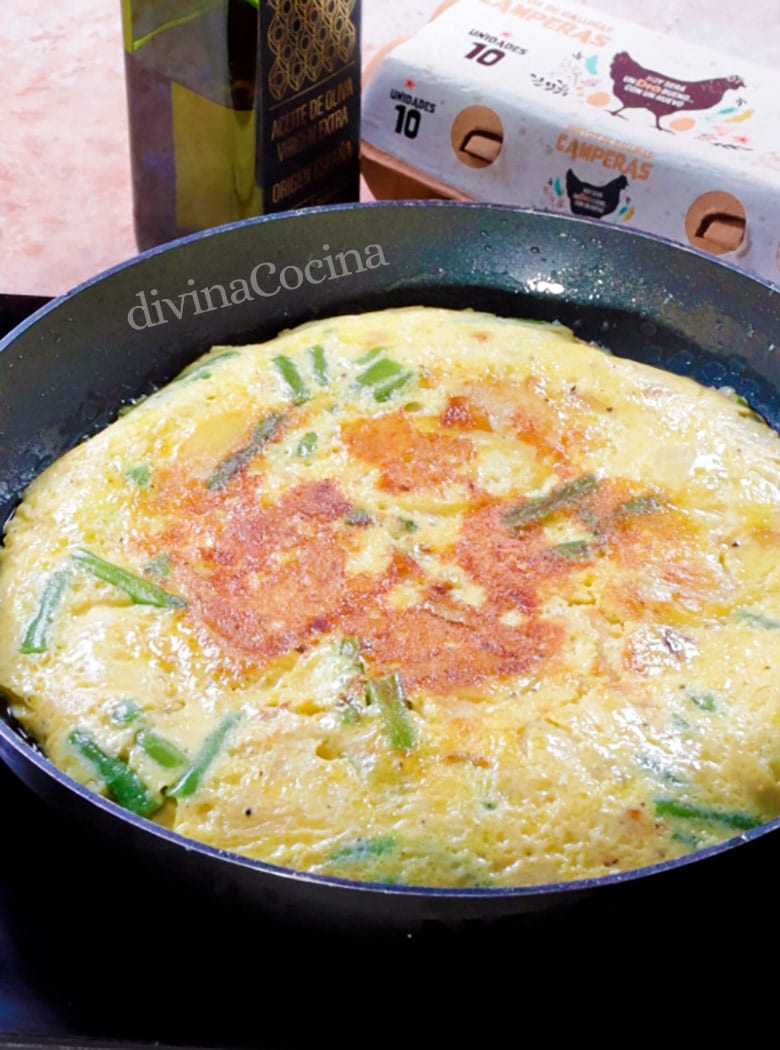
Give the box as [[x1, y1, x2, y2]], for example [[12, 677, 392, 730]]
[[1, 200, 776, 361]]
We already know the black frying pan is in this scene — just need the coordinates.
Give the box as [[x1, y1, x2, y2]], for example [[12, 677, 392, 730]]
[[1, 201, 779, 942]]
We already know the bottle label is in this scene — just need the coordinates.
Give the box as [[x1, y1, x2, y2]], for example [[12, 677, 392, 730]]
[[257, 0, 362, 211]]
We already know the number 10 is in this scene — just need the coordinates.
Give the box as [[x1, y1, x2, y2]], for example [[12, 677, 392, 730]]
[[465, 43, 505, 66], [394, 105, 421, 138]]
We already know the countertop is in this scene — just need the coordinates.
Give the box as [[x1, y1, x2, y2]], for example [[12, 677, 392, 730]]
[[1, 0, 779, 297]]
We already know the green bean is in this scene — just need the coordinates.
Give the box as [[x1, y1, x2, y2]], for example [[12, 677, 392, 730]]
[[354, 354, 412, 402], [553, 539, 591, 558], [735, 609, 780, 630], [356, 357, 405, 387], [296, 432, 318, 457], [117, 396, 147, 417], [68, 729, 161, 817], [137, 729, 189, 769], [688, 692, 717, 712], [125, 465, 152, 488], [340, 637, 359, 658], [110, 699, 142, 725], [145, 553, 171, 579], [344, 508, 373, 526], [309, 345, 329, 386], [174, 349, 239, 382], [619, 494, 664, 517], [636, 755, 683, 784], [504, 474, 599, 531], [374, 373, 412, 402], [73, 549, 186, 609], [366, 672, 415, 750], [206, 412, 284, 491], [654, 798, 761, 831], [169, 712, 241, 798], [274, 355, 309, 404], [331, 836, 398, 863], [20, 570, 69, 653], [356, 347, 384, 366]]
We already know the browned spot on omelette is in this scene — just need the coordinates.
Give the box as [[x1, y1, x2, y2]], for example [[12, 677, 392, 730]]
[[342, 411, 475, 492]]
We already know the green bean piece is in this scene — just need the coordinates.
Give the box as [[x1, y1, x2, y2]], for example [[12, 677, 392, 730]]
[[356, 357, 405, 387], [654, 798, 761, 831], [374, 373, 412, 403], [309, 345, 329, 386], [137, 729, 189, 769], [117, 396, 147, 417], [553, 539, 591, 558], [20, 570, 69, 654], [735, 609, 780, 630], [206, 412, 284, 491], [296, 432, 318, 457], [355, 356, 412, 401], [620, 494, 664, 517], [73, 549, 186, 609], [274, 355, 309, 404], [175, 349, 239, 382], [344, 508, 373, 526], [339, 637, 365, 724], [340, 636, 366, 672], [331, 836, 398, 863], [504, 474, 599, 531], [111, 699, 142, 725], [356, 346, 384, 366], [636, 755, 683, 784], [671, 830, 701, 850], [720, 388, 764, 422], [145, 553, 171, 579], [366, 672, 415, 751], [68, 729, 161, 817], [688, 692, 717, 712], [169, 712, 241, 798], [125, 465, 152, 488]]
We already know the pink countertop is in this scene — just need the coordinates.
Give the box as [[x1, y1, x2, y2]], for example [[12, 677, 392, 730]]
[[1, 0, 778, 296]]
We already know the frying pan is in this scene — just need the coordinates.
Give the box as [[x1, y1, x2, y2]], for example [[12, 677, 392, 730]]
[[1, 201, 779, 939]]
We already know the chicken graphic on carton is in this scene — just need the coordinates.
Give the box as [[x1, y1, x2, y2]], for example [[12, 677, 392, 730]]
[[564, 170, 629, 218], [608, 51, 746, 133]]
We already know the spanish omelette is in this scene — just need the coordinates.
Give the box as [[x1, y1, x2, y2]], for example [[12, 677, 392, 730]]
[[2, 305, 780, 887]]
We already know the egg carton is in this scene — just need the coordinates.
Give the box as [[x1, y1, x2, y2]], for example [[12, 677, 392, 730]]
[[361, 0, 780, 286]]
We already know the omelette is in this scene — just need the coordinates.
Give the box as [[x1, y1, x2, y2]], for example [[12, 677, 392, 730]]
[[2, 305, 780, 889]]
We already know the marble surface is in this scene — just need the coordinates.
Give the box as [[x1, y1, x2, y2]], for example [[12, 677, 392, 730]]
[[0, 0, 778, 295]]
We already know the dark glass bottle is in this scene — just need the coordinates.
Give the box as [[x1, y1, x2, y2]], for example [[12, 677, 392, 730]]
[[121, 0, 262, 251]]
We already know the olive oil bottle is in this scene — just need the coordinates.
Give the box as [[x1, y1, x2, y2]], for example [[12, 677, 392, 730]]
[[122, 0, 261, 250], [121, 0, 361, 252]]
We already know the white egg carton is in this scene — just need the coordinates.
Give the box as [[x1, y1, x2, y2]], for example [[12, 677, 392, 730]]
[[361, 0, 780, 285]]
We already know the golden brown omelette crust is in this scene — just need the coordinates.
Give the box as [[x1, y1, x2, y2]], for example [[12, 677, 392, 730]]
[[141, 403, 715, 694]]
